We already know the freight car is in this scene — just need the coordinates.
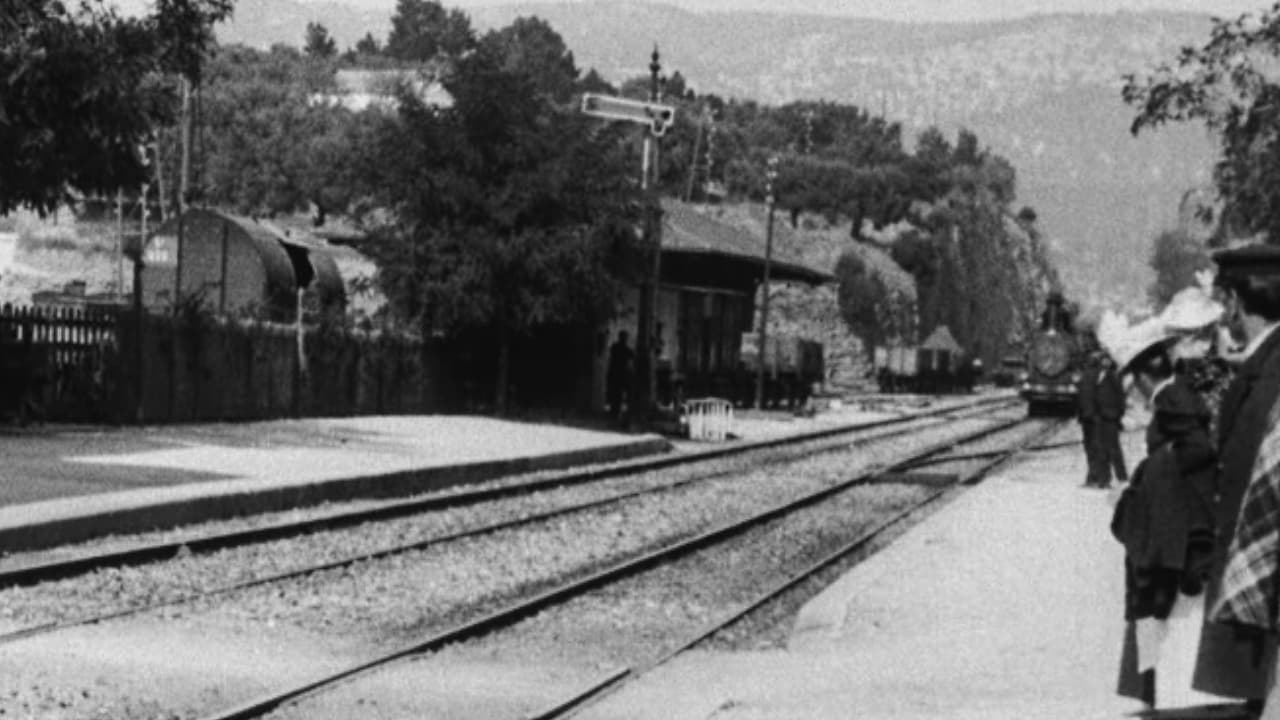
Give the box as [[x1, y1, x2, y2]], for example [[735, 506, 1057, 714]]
[[874, 326, 977, 394], [1021, 293, 1082, 417], [736, 334, 824, 408]]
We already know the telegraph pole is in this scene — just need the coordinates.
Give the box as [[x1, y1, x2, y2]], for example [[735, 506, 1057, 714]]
[[754, 156, 779, 410]]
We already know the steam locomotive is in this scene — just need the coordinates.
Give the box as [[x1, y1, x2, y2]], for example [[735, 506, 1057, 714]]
[[1021, 294, 1083, 417]]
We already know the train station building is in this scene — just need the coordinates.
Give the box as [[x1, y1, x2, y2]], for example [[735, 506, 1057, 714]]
[[592, 200, 833, 411]]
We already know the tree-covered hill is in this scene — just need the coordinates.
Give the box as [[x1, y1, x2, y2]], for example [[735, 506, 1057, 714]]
[[215, 0, 1223, 310]]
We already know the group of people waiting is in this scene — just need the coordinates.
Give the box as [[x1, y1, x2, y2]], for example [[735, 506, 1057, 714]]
[[1100, 242, 1280, 716]]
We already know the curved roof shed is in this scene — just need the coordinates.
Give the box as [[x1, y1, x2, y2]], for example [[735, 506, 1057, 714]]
[[140, 209, 346, 321]]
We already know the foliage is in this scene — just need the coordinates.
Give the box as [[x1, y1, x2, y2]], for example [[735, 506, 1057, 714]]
[[351, 17, 644, 409], [1148, 228, 1212, 309], [835, 251, 914, 357], [1122, 1, 1280, 241], [479, 16, 580, 103], [0, 0, 230, 214], [385, 0, 475, 63], [304, 22, 337, 59], [163, 44, 376, 219]]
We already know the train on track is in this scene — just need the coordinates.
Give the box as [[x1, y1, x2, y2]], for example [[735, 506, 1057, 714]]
[[1021, 293, 1084, 417]]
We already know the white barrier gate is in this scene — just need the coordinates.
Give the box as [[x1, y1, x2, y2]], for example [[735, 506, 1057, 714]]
[[683, 397, 733, 442]]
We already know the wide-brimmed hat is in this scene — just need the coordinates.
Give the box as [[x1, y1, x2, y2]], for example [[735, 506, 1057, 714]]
[[1160, 285, 1224, 332], [1099, 314, 1176, 376], [1213, 241, 1280, 283]]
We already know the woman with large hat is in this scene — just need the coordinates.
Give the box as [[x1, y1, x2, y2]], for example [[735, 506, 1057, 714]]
[[1108, 314, 1222, 709]]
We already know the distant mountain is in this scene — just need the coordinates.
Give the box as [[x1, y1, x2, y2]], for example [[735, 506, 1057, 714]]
[[215, 0, 1225, 311]]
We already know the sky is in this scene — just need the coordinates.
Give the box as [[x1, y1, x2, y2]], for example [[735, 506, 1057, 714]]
[[111, 0, 1273, 23], [435, 0, 1270, 23]]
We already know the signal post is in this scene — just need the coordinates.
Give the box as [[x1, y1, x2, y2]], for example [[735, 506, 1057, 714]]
[[581, 47, 676, 420]]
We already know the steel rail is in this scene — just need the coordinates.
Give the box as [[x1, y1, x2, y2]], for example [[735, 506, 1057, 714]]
[[0, 399, 1017, 645], [527, 418, 1069, 720], [0, 394, 1016, 590], [896, 435, 1081, 471], [190, 415, 1029, 720]]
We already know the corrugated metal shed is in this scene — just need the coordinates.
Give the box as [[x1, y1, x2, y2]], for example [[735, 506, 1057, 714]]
[[141, 209, 346, 321]]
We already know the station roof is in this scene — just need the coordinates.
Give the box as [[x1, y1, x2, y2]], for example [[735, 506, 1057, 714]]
[[660, 201, 833, 286]]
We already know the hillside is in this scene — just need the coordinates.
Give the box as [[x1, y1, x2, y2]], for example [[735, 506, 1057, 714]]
[[213, 1, 1227, 311]]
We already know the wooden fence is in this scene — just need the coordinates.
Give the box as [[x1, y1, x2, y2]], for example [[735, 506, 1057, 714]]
[[0, 304, 463, 425], [0, 304, 121, 422]]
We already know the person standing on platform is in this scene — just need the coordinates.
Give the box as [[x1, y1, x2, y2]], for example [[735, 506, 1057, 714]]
[[1198, 244, 1280, 716], [1078, 350, 1102, 487], [606, 330, 634, 421], [1110, 319, 1219, 709], [1093, 353, 1129, 489]]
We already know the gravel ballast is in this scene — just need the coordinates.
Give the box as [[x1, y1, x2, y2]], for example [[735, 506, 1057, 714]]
[[0, 411, 1019, 720]]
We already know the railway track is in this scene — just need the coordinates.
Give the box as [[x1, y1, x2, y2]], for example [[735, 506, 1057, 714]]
[[0, 397, 1017, 645], [0, 395, 1014, 591], [188, 414, 1059, 720], [531, 418, 1066, 720]]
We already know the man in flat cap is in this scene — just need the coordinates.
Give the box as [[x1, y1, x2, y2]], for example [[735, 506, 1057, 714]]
[[1195, 243, 1280, 713]]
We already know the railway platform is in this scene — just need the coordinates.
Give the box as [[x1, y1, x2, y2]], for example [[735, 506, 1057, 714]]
[[0, 395, 960, 553], [0, 415, 671, 552], [577, 424, 1180, 720]]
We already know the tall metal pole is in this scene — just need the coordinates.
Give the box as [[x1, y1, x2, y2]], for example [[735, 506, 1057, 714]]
[[634, 46, 662, 419], [754, 156, 779, 410], [179, 77, 191, 213]]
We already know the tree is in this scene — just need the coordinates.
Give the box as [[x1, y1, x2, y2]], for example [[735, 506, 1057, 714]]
[[385, 0, 475, 63], [354, 32, 382, 56], [1123, 2, 1280, 242], [304, 22, 337, 59], [1149, 228, 1212, 308], [480, 16, 579, 103], [0, 0, 231, 214], [188, 45, 373, 220], [358, 25, 644, 413], [835, 252, 905, 359]]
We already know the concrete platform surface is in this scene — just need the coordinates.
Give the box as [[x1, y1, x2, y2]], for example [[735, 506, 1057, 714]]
[[0, 392, 1003, 552], [577, 427, 1162, 720], [0, 415, 670, 551]]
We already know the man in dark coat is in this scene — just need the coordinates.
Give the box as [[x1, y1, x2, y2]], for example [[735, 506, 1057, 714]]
[[1193, 243, 1280, 709], [1078, 351, 1102, 487], [1093, 353, 1129, 489], [605, 330, 634, 420]]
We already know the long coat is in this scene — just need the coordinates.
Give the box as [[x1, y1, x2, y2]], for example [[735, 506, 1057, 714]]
[[1078, 359, 1099, 421], [1115, 376, 1217, 702], [1096, 367, 1127, 421], [1193, 328, 1280, 700]]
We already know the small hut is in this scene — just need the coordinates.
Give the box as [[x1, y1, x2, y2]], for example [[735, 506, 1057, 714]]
[[919, 325, 963, 374]]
